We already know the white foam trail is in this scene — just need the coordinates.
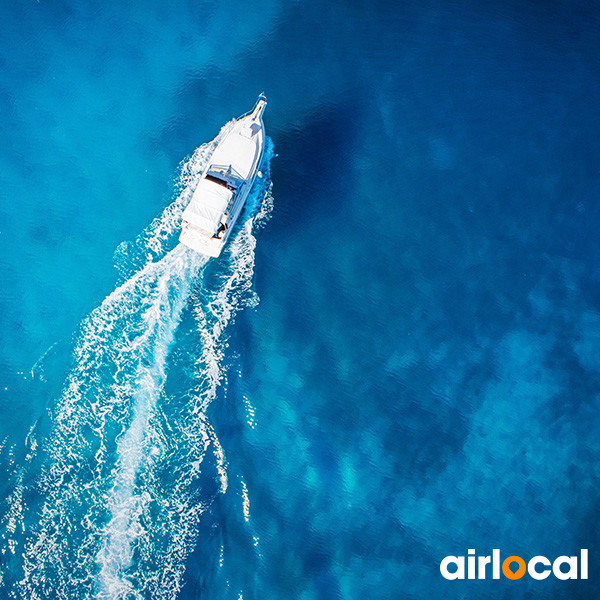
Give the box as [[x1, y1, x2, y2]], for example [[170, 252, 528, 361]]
[[94, 246, 205, 600], [16, 245, 205, 600], [123, 181, 275, 600], [11, 137, 217, 599], [5, 137, 274, 600]]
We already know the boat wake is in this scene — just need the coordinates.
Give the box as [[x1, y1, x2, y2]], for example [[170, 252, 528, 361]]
[[0, 127, 273, 600]]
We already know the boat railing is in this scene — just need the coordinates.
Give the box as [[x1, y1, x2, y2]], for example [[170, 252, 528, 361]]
[[224, 185, 243, 214], [210, 164, 244, 182]]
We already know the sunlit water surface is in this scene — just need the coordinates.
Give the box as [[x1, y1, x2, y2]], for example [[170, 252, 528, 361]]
[[1, 1, 599, 599]]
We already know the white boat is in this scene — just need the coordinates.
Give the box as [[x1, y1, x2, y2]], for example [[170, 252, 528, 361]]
[[179, 94, 267, 257]]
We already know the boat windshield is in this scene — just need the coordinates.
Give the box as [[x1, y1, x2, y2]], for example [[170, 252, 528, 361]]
[[206, 173, 229, 188], [206, 172, 238, 191]]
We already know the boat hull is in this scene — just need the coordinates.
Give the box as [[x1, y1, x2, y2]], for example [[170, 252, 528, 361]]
[[179, 96, 267, 257]]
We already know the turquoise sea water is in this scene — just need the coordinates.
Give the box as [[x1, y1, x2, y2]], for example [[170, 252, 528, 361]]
[[1, 1, 600, 598]]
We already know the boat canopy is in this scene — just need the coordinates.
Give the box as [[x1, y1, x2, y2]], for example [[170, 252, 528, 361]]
[[181, 179, 233, 235]]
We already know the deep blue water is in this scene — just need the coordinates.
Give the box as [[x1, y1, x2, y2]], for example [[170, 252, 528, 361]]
[[1, 1, 600, 598]]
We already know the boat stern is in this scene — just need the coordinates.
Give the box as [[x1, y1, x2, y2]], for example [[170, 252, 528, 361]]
[[179, 223, 225, 257]]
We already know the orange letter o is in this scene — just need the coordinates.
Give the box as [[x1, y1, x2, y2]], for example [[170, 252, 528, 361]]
[[502, 556, 526, 580]]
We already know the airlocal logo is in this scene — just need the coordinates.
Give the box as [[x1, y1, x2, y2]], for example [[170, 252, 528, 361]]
[[440, 549, 588, 580]]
